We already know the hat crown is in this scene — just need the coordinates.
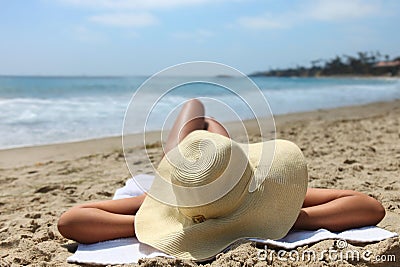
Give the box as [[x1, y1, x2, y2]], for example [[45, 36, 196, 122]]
[[169, 134, 231, 187], [166, 131, 252, 221]]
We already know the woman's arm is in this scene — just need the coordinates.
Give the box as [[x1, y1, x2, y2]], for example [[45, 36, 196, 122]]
[[58, 194, 146, 243], [293, 188, 385, 231]]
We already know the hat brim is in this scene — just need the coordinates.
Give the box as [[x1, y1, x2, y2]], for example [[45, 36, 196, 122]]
[[135, 139, 308, 260]]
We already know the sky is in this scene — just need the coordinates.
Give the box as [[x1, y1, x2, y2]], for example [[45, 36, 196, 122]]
[[1, 0, 400, 76]]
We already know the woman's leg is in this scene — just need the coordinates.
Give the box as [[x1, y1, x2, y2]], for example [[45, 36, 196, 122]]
[[293, 188, 385, 231], [204, 117, 230, 138], [164, 99, 206, 154], [164, 99, 230, 153]]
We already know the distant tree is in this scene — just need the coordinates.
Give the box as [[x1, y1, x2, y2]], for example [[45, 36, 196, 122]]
[[251, 51, 398, 77]]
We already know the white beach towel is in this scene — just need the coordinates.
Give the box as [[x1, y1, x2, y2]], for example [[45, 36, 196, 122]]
[[67, 174, 398, 265]]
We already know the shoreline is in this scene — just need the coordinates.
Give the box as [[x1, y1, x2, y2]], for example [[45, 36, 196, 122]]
[[1, 99, 399, 169], [250, 74, 400, 79], [2, 74, 400, 79]]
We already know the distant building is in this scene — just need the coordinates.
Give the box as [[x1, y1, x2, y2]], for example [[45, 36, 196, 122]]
[[373, 60, 400, 76], [373, 60, 400, 68]]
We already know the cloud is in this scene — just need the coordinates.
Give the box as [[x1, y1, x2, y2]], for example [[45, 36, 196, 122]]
[[59, 0, 220, 10], [308, 0, 379, 21], [89, 13, 157, 27], [238, 14, 288, 29], [238, 0, 383, 30], [59, 0, 226, 29]]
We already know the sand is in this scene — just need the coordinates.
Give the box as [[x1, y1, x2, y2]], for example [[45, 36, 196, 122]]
[[0, 100, 399, 266]]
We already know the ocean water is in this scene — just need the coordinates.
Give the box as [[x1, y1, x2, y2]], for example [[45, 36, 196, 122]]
[[0, 76, 399, 149]]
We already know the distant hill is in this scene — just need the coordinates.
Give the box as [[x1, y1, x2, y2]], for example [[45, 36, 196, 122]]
[[251, 52, 400, 77]]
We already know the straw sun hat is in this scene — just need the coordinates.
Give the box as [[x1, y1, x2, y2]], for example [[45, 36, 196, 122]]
[[135, 130, 308, 260]]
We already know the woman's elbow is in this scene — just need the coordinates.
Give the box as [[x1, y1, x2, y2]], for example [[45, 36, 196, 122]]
[[373, 201, 386, 225], [366, 195, 386, 225], [57, 207, 80, 241]]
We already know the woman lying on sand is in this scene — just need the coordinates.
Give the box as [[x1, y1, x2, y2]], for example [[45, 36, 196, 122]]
[[58, 99, 385, 255]]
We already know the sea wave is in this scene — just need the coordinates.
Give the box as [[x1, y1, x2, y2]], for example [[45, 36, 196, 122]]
[[0, 76, 399, 149]]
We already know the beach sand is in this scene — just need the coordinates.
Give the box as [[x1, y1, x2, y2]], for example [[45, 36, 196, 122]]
[[0, 100, 399, 266]]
